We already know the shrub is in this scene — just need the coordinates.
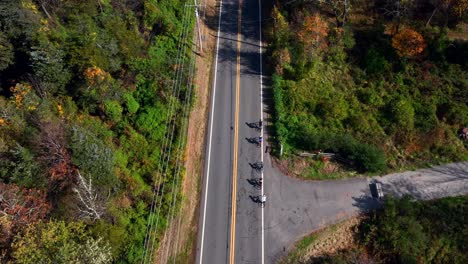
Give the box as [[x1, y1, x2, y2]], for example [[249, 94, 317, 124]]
[[123, 93, 140, 114], [135, 104, 167, 142], [103, 100, 123, 123], [351, 144, 387, 173]]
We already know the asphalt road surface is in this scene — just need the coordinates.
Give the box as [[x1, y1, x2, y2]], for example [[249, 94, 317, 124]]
[[196, 0, 264, 263], [195, 0, 238, 263], [195, 0, 468, 263]]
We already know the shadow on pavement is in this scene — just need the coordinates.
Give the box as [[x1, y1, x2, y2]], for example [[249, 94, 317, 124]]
[[352, 194, 382, 213], [428, 163, 468, 180]]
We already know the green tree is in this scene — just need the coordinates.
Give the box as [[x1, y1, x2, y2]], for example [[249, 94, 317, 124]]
[[8, 144, 45, 188], [391, 99, 415, 131], [69, 126, 115, 187], [30, 42, 71, 95], [0, 31, 14, 71], [103, 100, 123, 122], [364, 48, 391, 75], [11, 221, 112, 264], [124, 93, 140, 114], [0, 0, 40, 40], [135, 104, 168, 141]]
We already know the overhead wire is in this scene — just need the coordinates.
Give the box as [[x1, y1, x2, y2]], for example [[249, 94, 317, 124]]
[[162, 34, 197, 264], [140, 3, 194, 264], [171, 0, 206, 260], [144, 4, 196, 264], [146, 14, 192, 264]]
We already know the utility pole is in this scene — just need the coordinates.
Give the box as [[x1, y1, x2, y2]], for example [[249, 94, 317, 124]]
[[194, 0, 203, 53]]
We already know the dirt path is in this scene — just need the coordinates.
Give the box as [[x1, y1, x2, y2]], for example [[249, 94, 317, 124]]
[[154, 0, 219, 263]]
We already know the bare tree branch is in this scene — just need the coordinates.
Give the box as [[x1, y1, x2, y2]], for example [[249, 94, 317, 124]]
[[73, 171, 105, 221]]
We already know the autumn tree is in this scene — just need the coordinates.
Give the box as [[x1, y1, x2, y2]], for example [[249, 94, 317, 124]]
[[0, 183, 51, 246], [290, 0, 351, 27], [10, 83, 40, 111], [391, 28, 427, 58], [0, 183, 50, 225], [272, 48, 291, 75], [34, 120, 75, 191], [298, 13, 329, 53], [452, 0, 468, 19], [11, 220, 112, 264]]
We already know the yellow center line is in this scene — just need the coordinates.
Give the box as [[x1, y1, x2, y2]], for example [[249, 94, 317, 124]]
[[230, 0, 242, 263]]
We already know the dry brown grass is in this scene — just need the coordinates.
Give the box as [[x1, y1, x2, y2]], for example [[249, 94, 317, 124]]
[[447, 23, 468, 41], [154, 0, 220, 263], [281, 216, 363, 264], [302, 216, 361, 259]]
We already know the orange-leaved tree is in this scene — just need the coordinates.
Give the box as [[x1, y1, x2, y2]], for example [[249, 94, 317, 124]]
[[392, 28, 427, 58], [0, 183, 51, 246], [297, 13, 329, 53], [84, 66, 108, 86], [0, 183, 50, 225]]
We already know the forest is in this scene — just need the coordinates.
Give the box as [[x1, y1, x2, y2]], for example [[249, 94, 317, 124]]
[[267, 0, 468, 175], [0, 0, 192, 263]]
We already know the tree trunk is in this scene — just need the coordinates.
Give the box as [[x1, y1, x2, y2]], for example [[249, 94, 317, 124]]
[[426, 7, 438, 27]]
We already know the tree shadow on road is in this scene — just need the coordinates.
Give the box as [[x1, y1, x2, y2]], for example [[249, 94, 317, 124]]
[[427, 162, 468, 180], [351, 193, 382, 214]]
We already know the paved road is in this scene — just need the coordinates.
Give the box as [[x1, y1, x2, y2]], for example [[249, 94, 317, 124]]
[[196, 0, 239, 263], [235, 0, 264, 263], [195, 0, 468, 263], [196, 0, 264, 263]]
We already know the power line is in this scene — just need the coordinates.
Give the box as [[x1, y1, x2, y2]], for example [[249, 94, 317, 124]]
[[162, 36, 197, 264], [140, 4, 194, 264], [174, 53, 197, 262], [146, 10, 193, 264]]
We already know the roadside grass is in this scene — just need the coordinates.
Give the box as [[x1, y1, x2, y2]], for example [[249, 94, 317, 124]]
[[280, 155, 361, 181], [277, 152, 457, 181], [170, 226, 197, 264], [280, 234, 318, 264], [296, 235, 318, 251], [279, 217, 361, 264]]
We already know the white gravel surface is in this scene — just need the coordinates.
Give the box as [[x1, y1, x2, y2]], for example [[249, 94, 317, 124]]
[[374, 161, 468, 200]]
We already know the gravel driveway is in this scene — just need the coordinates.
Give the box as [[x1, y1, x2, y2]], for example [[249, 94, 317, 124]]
[[263, 159, 468, 263]]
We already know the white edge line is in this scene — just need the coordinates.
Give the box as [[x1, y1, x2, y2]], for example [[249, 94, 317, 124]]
[[258, 1, 264, 264], [199, 0, 223, 263]]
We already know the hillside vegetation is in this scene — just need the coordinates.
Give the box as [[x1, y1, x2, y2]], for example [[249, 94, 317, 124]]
[[0, 0, 192, 262], [267, 0, 468, 175]]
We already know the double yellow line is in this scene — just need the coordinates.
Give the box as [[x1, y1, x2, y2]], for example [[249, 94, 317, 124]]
[[229, 0, 242, 263]]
